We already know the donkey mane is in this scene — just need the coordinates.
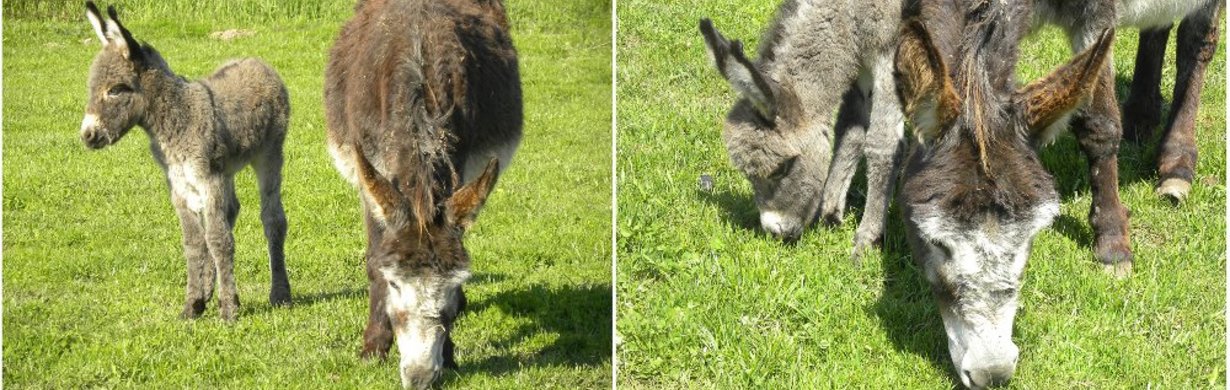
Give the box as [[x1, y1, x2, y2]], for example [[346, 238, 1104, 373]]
[[912, 0, 1031, 176]]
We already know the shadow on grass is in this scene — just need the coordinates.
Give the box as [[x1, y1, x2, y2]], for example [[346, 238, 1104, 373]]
[[698, 188, 760, 231], [870, 208, 957, 387], [441, 282, 612, 383], [240, 286, 367, 317]]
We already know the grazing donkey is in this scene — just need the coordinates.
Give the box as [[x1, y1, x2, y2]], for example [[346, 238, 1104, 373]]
[[1036, 0, 1224, 203], [699, 0, 906, 257], [894, 0, 1115, 387], [324, 0, 520, 387], [78, 2, 291, 321]]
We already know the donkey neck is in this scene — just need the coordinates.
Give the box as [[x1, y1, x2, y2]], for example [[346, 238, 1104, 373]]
[[137, 66, 196, 146]]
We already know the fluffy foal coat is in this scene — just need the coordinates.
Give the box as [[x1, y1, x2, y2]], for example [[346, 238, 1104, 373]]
[[700, 0, 906, 258], [79, 2, 291, 322]]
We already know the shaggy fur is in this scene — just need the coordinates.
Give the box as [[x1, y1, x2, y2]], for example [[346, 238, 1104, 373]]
[[79, 2, 291, 322], [323, 0, 520, 388], [700, 0, 906, 256], [895, 0, 1114, 387]]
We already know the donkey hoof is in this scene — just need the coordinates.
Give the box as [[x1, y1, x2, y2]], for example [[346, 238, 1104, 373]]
[[821, 211, 843, 228], [270, 291, 292, 308], [1155, 178, 1191, 203], [360, 347, 388, 361], [1101, 261, 1132, 279], [218, 302, 240, 323], [179, 301, 206, 320], [1094, 242, 1133, 279]]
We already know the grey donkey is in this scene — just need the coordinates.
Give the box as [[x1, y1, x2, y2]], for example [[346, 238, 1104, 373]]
[[79, 2, 291, 322], [699, 0, 906, 260]]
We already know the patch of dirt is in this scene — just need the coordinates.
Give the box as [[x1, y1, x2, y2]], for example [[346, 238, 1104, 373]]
[[209, 29, 255, 41]]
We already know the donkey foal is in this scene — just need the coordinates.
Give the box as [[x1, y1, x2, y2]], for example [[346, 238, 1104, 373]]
[[700, 0, 906, 258], [79, 2, 292, 322]]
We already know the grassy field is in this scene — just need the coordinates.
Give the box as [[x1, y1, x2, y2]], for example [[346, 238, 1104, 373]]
[[616, 1, 1225, 388], [3, 0, 611, 388]]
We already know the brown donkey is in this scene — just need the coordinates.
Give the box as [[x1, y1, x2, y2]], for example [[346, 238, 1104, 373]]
[[895, 0, 1115, 386], [324, 0, 521, 388]]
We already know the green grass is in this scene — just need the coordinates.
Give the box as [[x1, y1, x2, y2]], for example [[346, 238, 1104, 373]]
[[616, 2, 1225, 388], [3, 0, 612, 388]]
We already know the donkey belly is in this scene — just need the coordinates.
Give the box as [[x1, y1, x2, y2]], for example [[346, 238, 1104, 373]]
[[1118, 0, 1210, 29], [460, 138, 521, 184]]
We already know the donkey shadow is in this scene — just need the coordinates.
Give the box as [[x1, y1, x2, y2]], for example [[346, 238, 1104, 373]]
[[237, 287, 365, 318], [440, 280, 612, 383]]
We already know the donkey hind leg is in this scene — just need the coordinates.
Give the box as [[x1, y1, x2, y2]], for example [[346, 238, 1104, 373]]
[[852, 53, 905, 263], [1156, 0, 1223, 202], [174, 197, 216, 319], [203, 177, 242, 321], [819, 74, 870, 228], [254, 150, 292, 306], [1122, 25, 1172, 143], [360, 207, 395, 360]]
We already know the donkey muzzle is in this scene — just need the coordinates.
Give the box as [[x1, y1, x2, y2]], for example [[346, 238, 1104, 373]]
[[80, 113, 107, 149]]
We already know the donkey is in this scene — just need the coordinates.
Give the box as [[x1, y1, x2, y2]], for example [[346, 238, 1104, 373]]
[[78, 2, 292, 322], [894, 0, 1117, 387], [1035, 0, 1223, 203], [324, 0, 521, 387], [699, 0, 906, 258]]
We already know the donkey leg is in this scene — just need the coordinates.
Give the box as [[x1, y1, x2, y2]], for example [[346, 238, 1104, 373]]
[[204, 177, 242, 322], [852, 53, 905, 262], [360, 208, 395, 360], [1073, 63, 1134, 277], [254, 150, 292, 306], [820, 79, 870, 227], [1156, 0, 1223, 202], [173, 197, 215, 319], [1122, 25, 1171, 143]]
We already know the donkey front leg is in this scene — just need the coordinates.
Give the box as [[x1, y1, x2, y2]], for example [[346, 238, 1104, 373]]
[[851, 53, 904, 262], [360, 208, 395, 360], [1156, 0, 1223, 202], [254, 150, 292, 306], [203, 177, 242, 321], [173, 196, 215, 319], [1073, 62, 1134, 277], [820, 80, 869, 228]]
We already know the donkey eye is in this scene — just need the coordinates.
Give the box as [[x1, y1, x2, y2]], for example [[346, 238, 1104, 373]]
[[107, 84, 132, 97], [769, 156, 798, 180]]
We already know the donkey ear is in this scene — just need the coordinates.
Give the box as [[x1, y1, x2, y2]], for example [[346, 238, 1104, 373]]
[[105, 5, 144, 62], [700, 18, 777, 121], [895, 20, 960, 142], [446, 158, 500, 231], [1017, 29, 1113, 133], [85, 1, 108, 45], [354, 148, 409, 228]]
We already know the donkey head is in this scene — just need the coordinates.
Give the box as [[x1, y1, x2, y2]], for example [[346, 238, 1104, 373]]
[[699, 19, 825, 242], [895, 16, 1113, 389], [354, 149, 499, 389], [81, 2, 153, 149]]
